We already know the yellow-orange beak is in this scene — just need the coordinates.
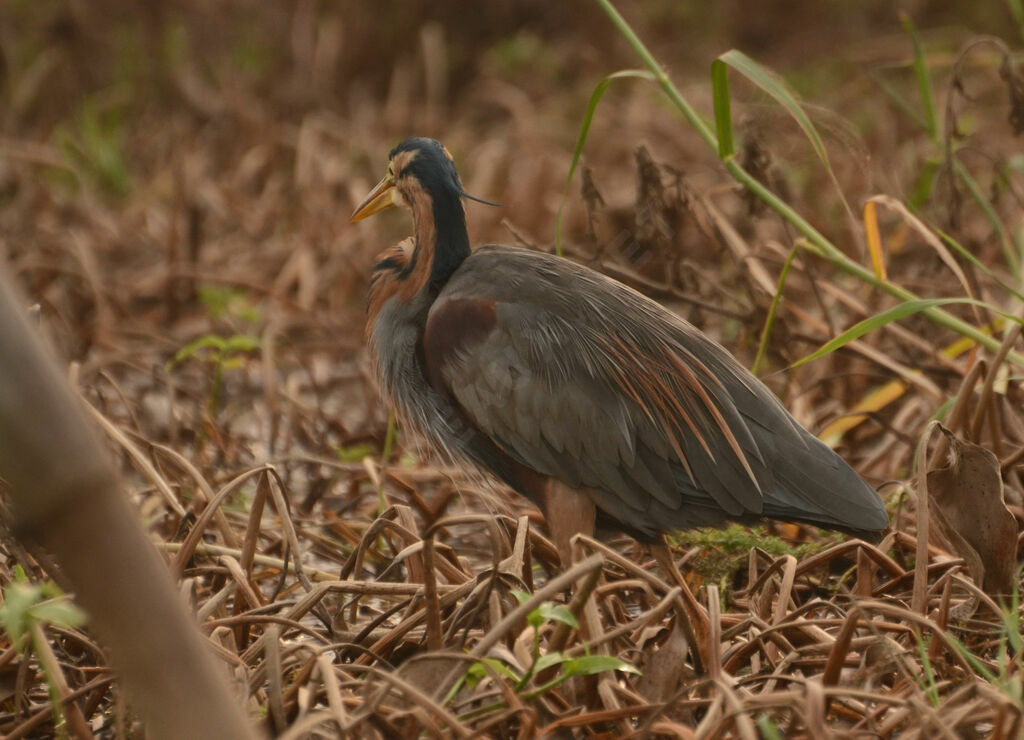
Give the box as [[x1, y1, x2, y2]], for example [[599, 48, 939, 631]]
[[350, 174, 396, 222]]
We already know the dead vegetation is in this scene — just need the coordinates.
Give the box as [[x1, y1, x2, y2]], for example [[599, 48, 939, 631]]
[[0, 1, 1023, 737]]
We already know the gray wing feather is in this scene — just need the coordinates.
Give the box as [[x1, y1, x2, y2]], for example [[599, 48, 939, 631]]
[[430, 245, 887, 539]]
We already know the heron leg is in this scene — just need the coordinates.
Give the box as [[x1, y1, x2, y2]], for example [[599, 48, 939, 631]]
[[541, 478, 597, 567]]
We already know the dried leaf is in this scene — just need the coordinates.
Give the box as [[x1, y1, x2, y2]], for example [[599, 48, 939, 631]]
[[636, 616, 691, 703], [927, 426, 1019, 598]]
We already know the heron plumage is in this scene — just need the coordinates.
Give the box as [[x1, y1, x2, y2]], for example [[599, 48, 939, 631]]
[[356, 137, 888, 552]]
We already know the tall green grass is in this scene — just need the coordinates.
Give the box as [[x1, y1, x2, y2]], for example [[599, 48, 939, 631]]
[[571, 0, 1024, 368]]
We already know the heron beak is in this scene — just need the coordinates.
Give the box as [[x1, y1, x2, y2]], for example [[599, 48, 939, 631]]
[[350, 175, 396, 222]]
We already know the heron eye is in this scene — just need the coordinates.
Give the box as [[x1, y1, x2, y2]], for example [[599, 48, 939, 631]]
[[387, 162, 395, 179]]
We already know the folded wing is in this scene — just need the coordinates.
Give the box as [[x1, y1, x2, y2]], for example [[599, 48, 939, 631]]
[[423, 245, 888, 540]]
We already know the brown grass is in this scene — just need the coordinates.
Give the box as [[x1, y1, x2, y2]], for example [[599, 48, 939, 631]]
[[0, 2, 1022, 737]]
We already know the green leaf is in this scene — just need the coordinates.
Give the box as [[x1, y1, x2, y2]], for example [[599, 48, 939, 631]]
[[710, 59, 734, 159], [562, 654, 640, 678], [1000, 581, 1022, 654], [567, 69, 656, 188], [31, 598, 87, 631], [0, 582, 86, 645], [168, 332, 259, 372], [469, 657, 522, 686], [593, 0, 719, 153], [170, 334, 226, 366], [537, 602, 579, 629], [757, 714, 785, 740], [222, 334, 261, 354], [532, 652, 571, 675], [0, 581, 43, 643], [197, 286, 262, 322], [54, 98, 131, 199], [866, 68, 929, 132], [909, 157, 941, 208], [792, 297, 1024, 368]]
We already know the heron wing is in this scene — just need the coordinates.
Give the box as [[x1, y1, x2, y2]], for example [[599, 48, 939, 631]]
[[423, 245, 887, 539]]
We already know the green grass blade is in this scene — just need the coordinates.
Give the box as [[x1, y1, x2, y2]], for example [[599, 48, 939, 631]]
[[715, 49, 857, 242], [945, 632, 998, 683], [916, 633, 941, 707], [867, 67, 930, 131], [593, 0, 718, 150], [899, 13, 939, 143], [909, 157, 941, 208], [593, 0, 1024, 368], [934, 226, 1024, 304], [751, 244, 799, 376], [716, 50, 830, 166], [555, 69, 654, 256], [710, 59, 734, 159], [793, 297, 1024, 368], [952, 158, 1020, 276], [795, 217, 1021, 369]]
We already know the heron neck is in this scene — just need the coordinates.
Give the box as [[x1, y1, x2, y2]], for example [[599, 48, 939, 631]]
[[417, 188, 470, 291]]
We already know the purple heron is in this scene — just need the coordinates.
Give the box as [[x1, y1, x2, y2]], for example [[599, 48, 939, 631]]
[[352, 137, 888, 564]]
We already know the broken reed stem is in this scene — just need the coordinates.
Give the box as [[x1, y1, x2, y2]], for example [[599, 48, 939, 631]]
[[422, 536, 443, 651]]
